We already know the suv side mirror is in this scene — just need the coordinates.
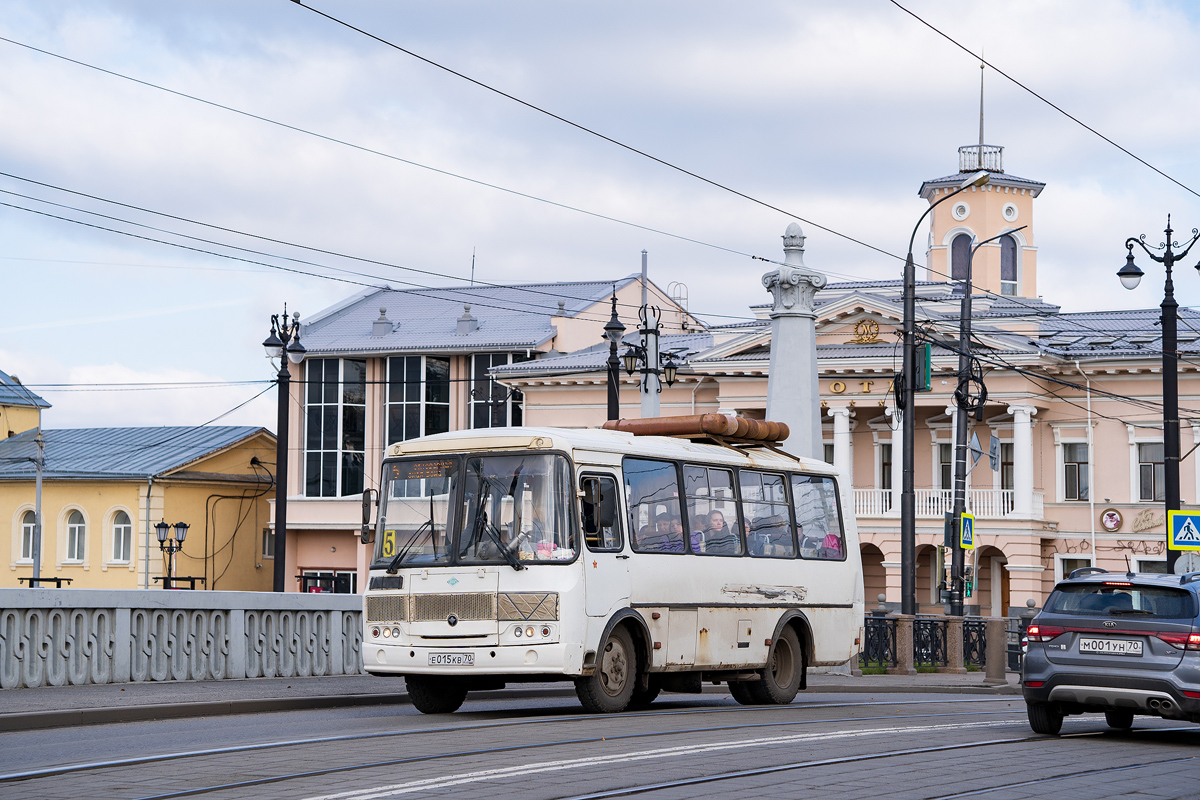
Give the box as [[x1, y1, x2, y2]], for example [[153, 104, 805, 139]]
[[360, 488, 377, 544]]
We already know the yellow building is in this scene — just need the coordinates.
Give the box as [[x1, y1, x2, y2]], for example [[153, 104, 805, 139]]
[[1, 391, 277, 591]]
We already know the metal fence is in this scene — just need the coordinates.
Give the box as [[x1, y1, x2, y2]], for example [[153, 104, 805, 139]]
[[859, 616, 897, 669], [0, 589, 363, 689], [1006, 615, 1033, 673], [913, 616, 947, 668], [963, 619, 987, 668]]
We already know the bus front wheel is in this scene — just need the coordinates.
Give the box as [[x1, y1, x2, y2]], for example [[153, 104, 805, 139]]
[[747, 626, 803, 704], [406, 675, 468, 714], [575, 626, 637, 713]]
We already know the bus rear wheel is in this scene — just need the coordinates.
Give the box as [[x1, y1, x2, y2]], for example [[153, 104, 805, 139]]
[[747, 627, 803, 705], [575, 626, 636, 713], [406, 675, 468, 714]]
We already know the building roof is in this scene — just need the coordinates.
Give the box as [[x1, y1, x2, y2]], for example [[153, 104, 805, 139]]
[[300, 277, 645, 356], [0, 369, 50, 410], [0, 426, 273, 480], [490, 332, 714, 378], [919, 171, 1046, 198]]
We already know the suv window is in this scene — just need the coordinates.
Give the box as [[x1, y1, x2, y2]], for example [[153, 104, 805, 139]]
[[1044, 583, 1196, 619]]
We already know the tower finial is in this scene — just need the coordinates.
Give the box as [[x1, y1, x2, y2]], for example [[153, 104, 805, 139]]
[[978, 57, 985, 169]]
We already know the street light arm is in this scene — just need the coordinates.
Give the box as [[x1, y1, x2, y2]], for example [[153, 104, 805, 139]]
[[906, 175, 987, 257], [1126, 236, 1167, 264], [970, 225, 1028, 259]]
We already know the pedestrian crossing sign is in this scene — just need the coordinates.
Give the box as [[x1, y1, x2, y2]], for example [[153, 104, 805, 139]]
[[959, 513, 975, 550], [1168, 511, 1200, 551]]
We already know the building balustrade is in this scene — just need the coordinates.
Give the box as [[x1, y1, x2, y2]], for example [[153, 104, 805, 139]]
[[852, 488, 1044, 519]]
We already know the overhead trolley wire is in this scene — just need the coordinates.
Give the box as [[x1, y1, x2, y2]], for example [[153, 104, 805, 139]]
[[886, 0, 1200, 202]]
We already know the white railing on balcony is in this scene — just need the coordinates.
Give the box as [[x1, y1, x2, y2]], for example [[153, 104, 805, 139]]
[[958, 144, 1003, 173], [853, 489, 1044, 519]]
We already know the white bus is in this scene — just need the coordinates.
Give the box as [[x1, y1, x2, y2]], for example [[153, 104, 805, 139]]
[[360, 418, 864, 714]]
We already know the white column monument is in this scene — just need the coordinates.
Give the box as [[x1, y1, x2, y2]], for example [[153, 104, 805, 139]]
[[1008, 404, 1038, 518], [763, 223, 827, 459]]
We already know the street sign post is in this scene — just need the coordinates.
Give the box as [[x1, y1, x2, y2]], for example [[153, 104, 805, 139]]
[[1167, 511, 1200, 551], [959, 512, 975, 550]]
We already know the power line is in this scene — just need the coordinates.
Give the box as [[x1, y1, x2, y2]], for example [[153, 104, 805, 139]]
[[287, 0, 902, 261], [887, 0, 1200, 201]]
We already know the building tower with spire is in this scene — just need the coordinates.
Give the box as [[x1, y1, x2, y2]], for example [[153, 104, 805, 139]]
[[917, 68, 1046, 299]]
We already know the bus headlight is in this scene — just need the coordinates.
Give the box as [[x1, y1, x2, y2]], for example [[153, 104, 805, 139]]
[[525, 626, 535, 638], [514, 626, 523, 637]]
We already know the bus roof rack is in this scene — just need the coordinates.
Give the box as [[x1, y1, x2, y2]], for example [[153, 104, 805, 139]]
[[602, 414, 797, 458]]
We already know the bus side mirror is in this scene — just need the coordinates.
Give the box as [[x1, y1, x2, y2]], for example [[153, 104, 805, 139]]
[[360, 488, 376, 544]]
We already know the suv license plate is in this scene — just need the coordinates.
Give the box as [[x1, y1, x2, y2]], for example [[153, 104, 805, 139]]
[[1078, 637, 1143, 656], [428, 652, 474, 666]]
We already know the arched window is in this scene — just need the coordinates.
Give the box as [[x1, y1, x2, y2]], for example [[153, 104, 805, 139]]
[[1000, 235, 1018, 296], [112, 510, 132, 562], [20, 510, 36, 561], [66, 510, 86, 562], [950, 234, 972, 282]]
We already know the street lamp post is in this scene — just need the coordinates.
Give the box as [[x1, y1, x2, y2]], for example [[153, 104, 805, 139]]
[[1118, 217, 1200, 575], [603, 293, 626, 421], [901, 169, 990, 616], [155, 520, 190, 589], [262, 307, 306, 593], [622, 307, 679, 408]]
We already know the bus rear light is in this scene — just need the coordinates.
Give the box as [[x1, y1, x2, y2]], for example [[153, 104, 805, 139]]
[[1026, 625, 1064, 642]]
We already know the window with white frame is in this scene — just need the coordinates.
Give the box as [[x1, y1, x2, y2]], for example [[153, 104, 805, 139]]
[[301, 569, 358, 594], [1055, 553, 1092, 582], [305, 357, 366, 497], [470, 354, 529, 429], [1000, 235, 1018, 296], [387, 355, 450, 444], [20, 510, 36, 561], [262, 527, 275, 559], [879, 443, 892, 491], [1136, 558, 1168, 574], [1000, 443, 1014, 491], [938, 443, 953, 490], [1139, 442, 1165, 502], [1063, 442, 1089, 501], [111, 510, 132, 562], [823, 443, 834, 465], [66, 510, 86, 562], [950, 233, 971, 282]]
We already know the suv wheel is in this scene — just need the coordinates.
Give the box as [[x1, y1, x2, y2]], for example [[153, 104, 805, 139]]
[[1104, 708, 1134, 730], [1026, 701, 1063, 735]]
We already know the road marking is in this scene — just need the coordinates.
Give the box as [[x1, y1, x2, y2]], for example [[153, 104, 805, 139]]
[[302, 720, 1015, 800]]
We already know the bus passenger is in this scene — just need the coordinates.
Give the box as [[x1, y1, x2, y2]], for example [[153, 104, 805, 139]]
[[705, 510, 741, 556]]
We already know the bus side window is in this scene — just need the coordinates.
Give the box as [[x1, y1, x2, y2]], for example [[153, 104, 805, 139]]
[[792, 474, 845, 560], [581, 475, 622, 551], [739, 470, 794, 558]]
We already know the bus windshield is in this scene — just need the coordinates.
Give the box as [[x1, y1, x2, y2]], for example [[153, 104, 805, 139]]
[[376, 458, 457, 567], [374, 453, 577, 568]]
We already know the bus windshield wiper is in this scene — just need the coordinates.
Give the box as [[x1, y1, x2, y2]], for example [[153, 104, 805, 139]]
[[470, 483, 523, 571], [386, 519, 432, 574]]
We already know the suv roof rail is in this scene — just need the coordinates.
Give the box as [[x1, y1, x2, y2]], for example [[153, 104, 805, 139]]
[[1069, 566, 1109, 579], [1180, 572, 1200, 586]]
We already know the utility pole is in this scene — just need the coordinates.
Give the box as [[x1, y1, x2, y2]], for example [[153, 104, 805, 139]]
[[949, 228, 1025, 616], [33, 432, 43, 582]]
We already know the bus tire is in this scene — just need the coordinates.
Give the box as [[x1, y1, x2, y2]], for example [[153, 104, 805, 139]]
[[575, 625, 636, 713], [630, 674, 661, 708], [406, 675, 468, 714], [747, 626, 803, 704], [728, 680, 757, 705]]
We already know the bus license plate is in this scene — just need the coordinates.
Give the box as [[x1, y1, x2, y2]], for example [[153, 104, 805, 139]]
[[1078, 637, 1142, 656], [428, 652, 474, 666]]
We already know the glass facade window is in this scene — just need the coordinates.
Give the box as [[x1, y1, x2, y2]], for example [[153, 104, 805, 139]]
[[20, 510, 35, 561], [470, 353, 530, 429], [1063, 442, 1089, 501], [305, 357, 366, 497], [1139, 442, 1165, 502], [1000, 235, 1018, 296], [386, 356, 450, 445], [66, 510, 86, 562], [951, 233, 971, 282], [112, 510, 132, 562]]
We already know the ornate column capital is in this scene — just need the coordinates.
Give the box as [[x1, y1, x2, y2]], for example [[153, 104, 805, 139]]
[[826, 406, 852, 419], [1007, 404, 1039, 419], [762, 223, 827, 318]]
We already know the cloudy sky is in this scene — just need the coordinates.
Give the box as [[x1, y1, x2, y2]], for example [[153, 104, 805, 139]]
[[2, 0, 1199, 430]]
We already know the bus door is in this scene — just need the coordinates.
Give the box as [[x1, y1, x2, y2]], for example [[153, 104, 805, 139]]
[[579, 473, 630, 617]]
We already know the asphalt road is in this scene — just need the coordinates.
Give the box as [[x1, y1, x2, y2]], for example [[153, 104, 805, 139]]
[[2, 690, 1197, 800]]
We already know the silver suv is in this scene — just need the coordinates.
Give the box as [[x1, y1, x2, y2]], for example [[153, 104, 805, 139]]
[[1022, 568, 1200, 734]]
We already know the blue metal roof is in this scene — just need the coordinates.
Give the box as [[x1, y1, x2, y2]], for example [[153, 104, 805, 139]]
[[0, 426, 272, 480], [0, 369, 50, 410], [300, 277, 644, 356]]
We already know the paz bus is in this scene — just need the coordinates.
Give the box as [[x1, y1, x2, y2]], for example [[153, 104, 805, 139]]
[[359, 414, 864, 714]]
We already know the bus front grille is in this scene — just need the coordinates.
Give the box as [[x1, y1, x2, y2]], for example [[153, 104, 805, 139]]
[[412, 592, 497, 622], [366, 594, 408, 622]]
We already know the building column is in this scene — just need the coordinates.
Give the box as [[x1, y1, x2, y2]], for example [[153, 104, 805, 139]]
[[828, 407, 852, 479], [762, 223, 827, 459], [889, 408, 904, 515], [1008, 404, 1038, 518]]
